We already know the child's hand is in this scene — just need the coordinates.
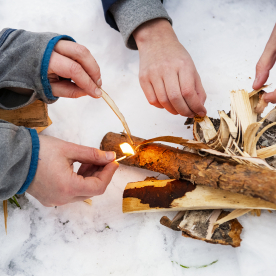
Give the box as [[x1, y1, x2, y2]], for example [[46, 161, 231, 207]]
[[48, 41, 103, 99], [26, 135, 119, 207], [253, 24, 276, 103], [133, 19, 207, 118]]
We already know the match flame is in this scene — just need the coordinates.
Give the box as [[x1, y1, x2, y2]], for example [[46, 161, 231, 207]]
[[120, 142, 135, 155]]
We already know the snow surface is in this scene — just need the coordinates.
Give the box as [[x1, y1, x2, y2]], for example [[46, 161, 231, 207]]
[[1, 0, 276, 275]]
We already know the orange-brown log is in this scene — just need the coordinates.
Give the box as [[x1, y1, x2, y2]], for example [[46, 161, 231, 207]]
[[100, 132, 276, 204]]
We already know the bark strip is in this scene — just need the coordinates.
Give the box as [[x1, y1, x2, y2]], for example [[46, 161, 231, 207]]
[[101, 132, 276, 204]]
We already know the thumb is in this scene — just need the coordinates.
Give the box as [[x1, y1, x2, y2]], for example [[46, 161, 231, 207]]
[[66, 143, 116, 165], [253, 24, 276, 90], [263, 89, 276, 104]]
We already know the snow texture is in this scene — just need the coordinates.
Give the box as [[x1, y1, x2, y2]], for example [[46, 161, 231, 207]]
[[1, 0, 276, 275]]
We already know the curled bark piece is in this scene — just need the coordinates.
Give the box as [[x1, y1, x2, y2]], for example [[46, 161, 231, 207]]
[[193, 116, 217, 143], [101, 132, 276, 205], [136, 136, 210, 151], [249, 85, 269, 98], [254, 91, 268, 114], [179, 210, 242, 247]]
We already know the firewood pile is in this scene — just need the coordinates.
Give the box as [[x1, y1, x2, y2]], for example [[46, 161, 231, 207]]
[[101, 85, 276, 247]]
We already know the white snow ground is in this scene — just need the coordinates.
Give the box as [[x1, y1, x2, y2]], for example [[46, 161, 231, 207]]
[[0, 0, 276, 275]]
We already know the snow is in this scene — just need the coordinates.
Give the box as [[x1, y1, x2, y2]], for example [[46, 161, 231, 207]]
[[1, 0, 276, 275]]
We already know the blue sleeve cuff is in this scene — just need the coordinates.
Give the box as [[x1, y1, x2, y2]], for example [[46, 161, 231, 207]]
[[101, 0, 120, 30], [17, 129, 40, 194], [41, 35, 76, 101]]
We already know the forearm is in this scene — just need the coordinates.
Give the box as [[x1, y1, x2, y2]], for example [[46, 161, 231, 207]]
[[133, 18, 178, 50]]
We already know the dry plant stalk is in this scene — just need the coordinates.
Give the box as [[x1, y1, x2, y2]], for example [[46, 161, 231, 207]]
[[100, 88, 133, 145]]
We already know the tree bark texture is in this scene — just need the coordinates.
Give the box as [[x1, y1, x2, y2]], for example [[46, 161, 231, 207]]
[[101, 132, 276, 205]]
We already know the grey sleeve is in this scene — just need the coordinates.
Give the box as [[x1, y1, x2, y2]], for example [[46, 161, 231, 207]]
[[0, 28, 74, 110], [0, 120, 33, 200], [109, 0, 172, 50]]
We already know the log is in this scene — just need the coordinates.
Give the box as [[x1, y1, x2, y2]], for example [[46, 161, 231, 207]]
[[101, 132, 276, 204], [0, 100, 49, 127], [122, 178, 276, 213]]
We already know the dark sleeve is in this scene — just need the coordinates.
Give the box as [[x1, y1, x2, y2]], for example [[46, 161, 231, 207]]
[[0, 28, 75, 110]]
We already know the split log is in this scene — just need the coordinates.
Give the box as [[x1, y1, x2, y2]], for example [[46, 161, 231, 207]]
[[122, 178, 276, 213], [160, 210, 242, 247], [0, 100, 49, 127], [101, 132, 276, 204]]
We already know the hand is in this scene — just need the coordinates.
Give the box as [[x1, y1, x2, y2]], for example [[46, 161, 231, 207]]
[[133, 19, 207, 117], [48, 40, 103, 99], [26, 135, 119, 207], [253, 24, 276, 103]]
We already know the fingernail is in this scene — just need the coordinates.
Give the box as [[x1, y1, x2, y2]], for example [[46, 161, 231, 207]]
[[106, 151, 116, 161], [253, 77, 258, 88], [95, 87, 102, 97], [97, 78, 102, 87], [198, 112, 206, 117]]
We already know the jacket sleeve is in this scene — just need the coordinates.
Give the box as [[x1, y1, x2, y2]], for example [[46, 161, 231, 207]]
[[0, 120, 39, 200], [0, 28, 75, 110], [101, 0, 172, 50], [0, 29, 76, 199]]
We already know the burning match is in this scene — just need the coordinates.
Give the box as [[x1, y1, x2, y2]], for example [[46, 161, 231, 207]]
[[115, 142, 135, 162]]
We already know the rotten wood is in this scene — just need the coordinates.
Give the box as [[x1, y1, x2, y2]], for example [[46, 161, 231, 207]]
[[101, 132, 276, 205]]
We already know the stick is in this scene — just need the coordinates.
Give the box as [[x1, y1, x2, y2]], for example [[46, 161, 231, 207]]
[[101, 132, 276, 205]]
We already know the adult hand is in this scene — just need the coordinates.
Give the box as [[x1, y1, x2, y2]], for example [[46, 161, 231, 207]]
[[27, 135, 119, 207], [253, 24, 276, 103], [133, 19, 207, 118], [48, 40, 103, 99]]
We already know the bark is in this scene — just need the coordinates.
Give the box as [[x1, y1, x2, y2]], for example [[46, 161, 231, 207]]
[[160, 210, 242, 247], [122, 178, 276, 213], [101, 132, 276, 205], [0, 100, 49, 127]]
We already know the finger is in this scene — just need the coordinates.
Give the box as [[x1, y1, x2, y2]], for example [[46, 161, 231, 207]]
[[179, 68, 207, 117], [54, 40, 102, 87], [48, 51, 101, 98], [77, 163, 99, 177], [51, 80, 87, 98], [263, 89, 276, 104], [65, 144, 116, 165], [139, 74, 163, 108], [253, 24, 276, 89], [78, 162, 119, 196], [163, 71, 194, 117], [150, 76, 178, 115], [195, 73, 207, 105]]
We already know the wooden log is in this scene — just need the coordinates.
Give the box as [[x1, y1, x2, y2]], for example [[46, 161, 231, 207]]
[[101, 132, 276, 204], [0, 100, 49, 127]]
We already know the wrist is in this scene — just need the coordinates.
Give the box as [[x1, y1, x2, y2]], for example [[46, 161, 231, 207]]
[[133, 18, 177, 50]]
